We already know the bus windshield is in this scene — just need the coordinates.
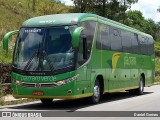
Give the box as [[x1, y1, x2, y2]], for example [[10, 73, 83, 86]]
[[13, 25, 77, 71]]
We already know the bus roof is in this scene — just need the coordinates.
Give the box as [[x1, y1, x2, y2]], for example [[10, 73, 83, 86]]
[[22, 13, 96, 26], [22, 13, 152, 38]]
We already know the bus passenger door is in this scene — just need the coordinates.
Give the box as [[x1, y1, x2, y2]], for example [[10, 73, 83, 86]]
[[77, 20, 97, 94], [76, 32, 88, 95]]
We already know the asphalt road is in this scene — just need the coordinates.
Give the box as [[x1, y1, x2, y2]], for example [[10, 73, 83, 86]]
[[0, 85, 160, 119]]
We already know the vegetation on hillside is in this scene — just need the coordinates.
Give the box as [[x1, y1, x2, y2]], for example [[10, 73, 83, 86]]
[[0, 0, 160, 59], [0, 0, 73, 62], [0, 0, 72, 40]]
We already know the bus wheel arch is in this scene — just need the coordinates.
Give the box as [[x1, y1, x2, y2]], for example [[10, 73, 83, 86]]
[[96, 75, 104, 95], [141, 73, 145, 87], [129, 73, 145, 95], [135, 73, 145, 95], [91, 75, 104, 104]]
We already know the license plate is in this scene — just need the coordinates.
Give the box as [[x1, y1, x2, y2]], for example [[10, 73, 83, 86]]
[[33, 91, 44, 96]]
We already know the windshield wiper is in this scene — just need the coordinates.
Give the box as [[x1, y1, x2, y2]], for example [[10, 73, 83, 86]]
[[24, 42, 41, 71], [23, 42, 54, 72]]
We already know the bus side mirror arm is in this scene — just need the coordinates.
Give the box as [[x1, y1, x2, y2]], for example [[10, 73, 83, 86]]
[[3, 30, 19, 52], [72, 27, 84, 48]]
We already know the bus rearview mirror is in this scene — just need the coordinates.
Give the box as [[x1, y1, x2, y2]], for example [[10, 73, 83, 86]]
[[3, 30, 19, 52], [72, 27, 84, 48]]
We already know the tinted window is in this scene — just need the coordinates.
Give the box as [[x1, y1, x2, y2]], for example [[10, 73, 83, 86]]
[[77, 34, 85, 67], [147, 37, 154, 55], [81, 21, 96, 58], [121, 30, 132, 53], [131, 33, 139, 54], [77, 21, 96, 67], [14, 26, 77, 71], [110, 27, 122, 51], [97, 23, 111, 50], [138, 35, 147, 55]]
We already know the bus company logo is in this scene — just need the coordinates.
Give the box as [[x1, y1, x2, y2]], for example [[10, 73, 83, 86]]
[[39, 20, 55, 24], [21, 76, 56, 82], [112, 53, 121, 73]]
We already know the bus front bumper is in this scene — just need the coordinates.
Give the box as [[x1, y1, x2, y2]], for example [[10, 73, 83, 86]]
[[11, 82, 92, 100]]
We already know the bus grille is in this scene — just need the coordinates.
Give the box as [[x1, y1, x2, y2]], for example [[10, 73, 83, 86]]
[[20, 82, 58, 88]]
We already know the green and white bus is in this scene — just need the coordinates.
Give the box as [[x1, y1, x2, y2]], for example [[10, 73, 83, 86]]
[[3, 13, 155, 104]]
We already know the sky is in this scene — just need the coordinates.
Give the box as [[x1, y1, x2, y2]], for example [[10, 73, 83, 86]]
[[60, 0, 160, 22], [131, 0, 160, 22], [60, 0, 73, 6]]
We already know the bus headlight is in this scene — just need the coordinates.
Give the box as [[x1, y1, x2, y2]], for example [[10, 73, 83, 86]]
[[12, 78, 22, 85], [15, 80, 22, 85], [56, 74, 79, 86]]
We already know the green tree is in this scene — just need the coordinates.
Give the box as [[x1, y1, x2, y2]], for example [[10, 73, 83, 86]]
[[72, 0, 138, 22], [37, 0, 72, 15], [28, 0, 37, 12], [126, 10, 145, 30], [71, 0, 96, 13], [127, 10, 160, 41]]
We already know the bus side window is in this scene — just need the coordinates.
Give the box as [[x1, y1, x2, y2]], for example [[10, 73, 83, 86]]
[[110, 27, 122, 52], [131, 33, 139, 54], [147, 37, 154, 55], [122, 30, 132, 53], [96, 23, 111, 50], [138, 35, 147, 55], [144, 37, 148, 55], [146, 37, 149, 55]]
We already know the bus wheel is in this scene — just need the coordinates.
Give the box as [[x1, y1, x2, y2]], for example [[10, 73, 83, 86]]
[[40, 99, 53, 105], [135, 76, 144, 95], [91, 80, 101, 104]]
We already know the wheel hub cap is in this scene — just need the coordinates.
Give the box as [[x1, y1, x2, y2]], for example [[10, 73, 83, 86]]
[[94, 86, 100, 98]]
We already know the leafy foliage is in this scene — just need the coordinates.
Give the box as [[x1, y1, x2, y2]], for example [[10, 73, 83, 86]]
[[72, 0, 138, 20], [0, 0, 73, 41], [126, 10, 160, 41], [0, 0, 160, 59], [72, 0, 160, 41], [0, 0, 73, 63], [37, 0, 72, 15]]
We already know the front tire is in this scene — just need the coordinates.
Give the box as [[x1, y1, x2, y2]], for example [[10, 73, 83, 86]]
[[91, 80, 101, 104], [40, 99, 53, 105]]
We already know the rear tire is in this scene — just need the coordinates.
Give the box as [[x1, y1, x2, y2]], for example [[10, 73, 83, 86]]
[[135, 76, 144, 95], [40, 99, 53, 105], [91, 80, 101, 104], [129, 76, 144, 95]]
